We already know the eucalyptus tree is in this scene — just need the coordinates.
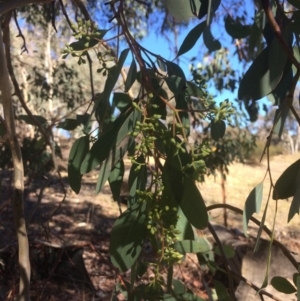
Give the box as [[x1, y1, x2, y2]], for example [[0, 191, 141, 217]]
[[1, 0, 300, 301]]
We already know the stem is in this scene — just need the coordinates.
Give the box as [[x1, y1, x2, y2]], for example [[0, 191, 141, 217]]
[[166, 265, 173, 293]]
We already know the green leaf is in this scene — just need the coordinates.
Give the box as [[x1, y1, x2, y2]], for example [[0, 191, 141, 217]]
[[80, 130, 115, 174], [109, 203, 147, 272], [94, 110, 141, 194], [148, 76, 167, 119], [268, 64, 293, 107], [273, 106, 290, 139], [198, 0, 221, 20], [263, 22, 275, 46], [165, 76, 190, 136], [68, 136, 90, 194], [95, 157, 113, 194], [203, 26, 221, 53], [69, 39, 97, 52], [76, 113, 90, 126], [211, 120, 226, 141], [186, 81, 205, 100], [165, 0, 199, 21], [19, 114, 47, 126], [125, 58, 137, 92], [214, 245, 235, 259], [173, 279, 188, 295], [268, 38, 288, 86], [81, 107, 140, 174], [128, 155, 147, 206], [243, 182, 263, 235], [273, 159, 300, 200], [165, 76, 186, 95], [166, 61, 186, 79], [69, 30, 107, 52], [180, 175, 208, 230], [271, 276, 297, 294], [57, 118, 79, 131], [173, 239, 211, 254], [238, 45, 283, 101], [177, 21, 206, 57], [288, 170, 300, 222], [157, 57, 167, 72], [248, 12, 263, 58], [109, 160, 125, 201], [244, 25, 291, 101], [33, 137, 45, 151], [214, 280, 231, 301], [294, 273, 300, 301], [112, 93, 132, 111], [175, 207, 195, 240], [0, 123, 6, 137], [294, 46, 300, 62], [224, 15, 251, 39], [88, 48, 130, 132], [135, 283, 163, 300], [162, 155, 185, 204]]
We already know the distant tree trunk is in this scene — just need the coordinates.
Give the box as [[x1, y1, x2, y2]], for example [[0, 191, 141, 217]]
[[0, 20, 31, 301], [45, 22, 54, 114], [287, 133, 295, 154]]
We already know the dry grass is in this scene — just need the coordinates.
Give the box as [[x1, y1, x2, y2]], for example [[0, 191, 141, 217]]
[[197, 153, 300, 235]]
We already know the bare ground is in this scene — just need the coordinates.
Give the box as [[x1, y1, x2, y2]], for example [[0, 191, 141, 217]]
[[1, 141, 300, 301]]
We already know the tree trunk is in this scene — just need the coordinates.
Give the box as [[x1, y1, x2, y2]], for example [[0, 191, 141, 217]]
[[45, 22, 54, 114], [0, 24, 31, 301]]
